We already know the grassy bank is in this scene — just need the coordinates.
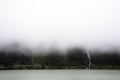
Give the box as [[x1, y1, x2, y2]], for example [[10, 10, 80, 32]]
[[0, 65, 120, 70]]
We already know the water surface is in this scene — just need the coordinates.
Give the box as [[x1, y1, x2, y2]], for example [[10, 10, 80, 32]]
[[0, 70, 119, 80]]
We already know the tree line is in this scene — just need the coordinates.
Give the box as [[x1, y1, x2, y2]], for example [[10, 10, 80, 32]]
[[0, 47, 120, 69]]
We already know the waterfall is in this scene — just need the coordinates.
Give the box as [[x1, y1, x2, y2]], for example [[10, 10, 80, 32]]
[[86, 50, 91, 69]]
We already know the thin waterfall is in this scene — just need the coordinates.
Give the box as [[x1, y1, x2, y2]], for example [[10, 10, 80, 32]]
[[86, 50, 91, 69]]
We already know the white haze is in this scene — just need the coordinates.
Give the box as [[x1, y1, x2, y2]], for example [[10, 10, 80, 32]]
[[0, 0, 120, 50]]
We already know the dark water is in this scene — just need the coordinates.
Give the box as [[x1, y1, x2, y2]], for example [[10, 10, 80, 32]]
[[0, 70, 120, 80]]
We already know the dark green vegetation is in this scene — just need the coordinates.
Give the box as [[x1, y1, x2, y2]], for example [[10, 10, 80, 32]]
[[0, 46, 120, 69], [91, 51, 120, 69], [0, 48, 89, 69]]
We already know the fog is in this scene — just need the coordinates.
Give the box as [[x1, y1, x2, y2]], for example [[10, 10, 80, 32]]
[[0, 0, 120, 50]]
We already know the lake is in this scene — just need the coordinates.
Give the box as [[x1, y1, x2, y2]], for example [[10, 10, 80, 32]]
[[0, 70, 120, 80]]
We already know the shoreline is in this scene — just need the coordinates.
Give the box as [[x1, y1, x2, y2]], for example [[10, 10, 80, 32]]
[[0, 65, 120, 70]]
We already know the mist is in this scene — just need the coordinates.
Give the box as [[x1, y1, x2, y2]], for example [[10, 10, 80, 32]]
[[0, 0, 120, 50]]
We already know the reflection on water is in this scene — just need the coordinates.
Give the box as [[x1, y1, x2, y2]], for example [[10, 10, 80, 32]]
[[0, 70, 120, 80]]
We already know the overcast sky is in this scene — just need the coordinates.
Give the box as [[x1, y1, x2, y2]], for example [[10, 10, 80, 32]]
[[0, 0, 120, 49]]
